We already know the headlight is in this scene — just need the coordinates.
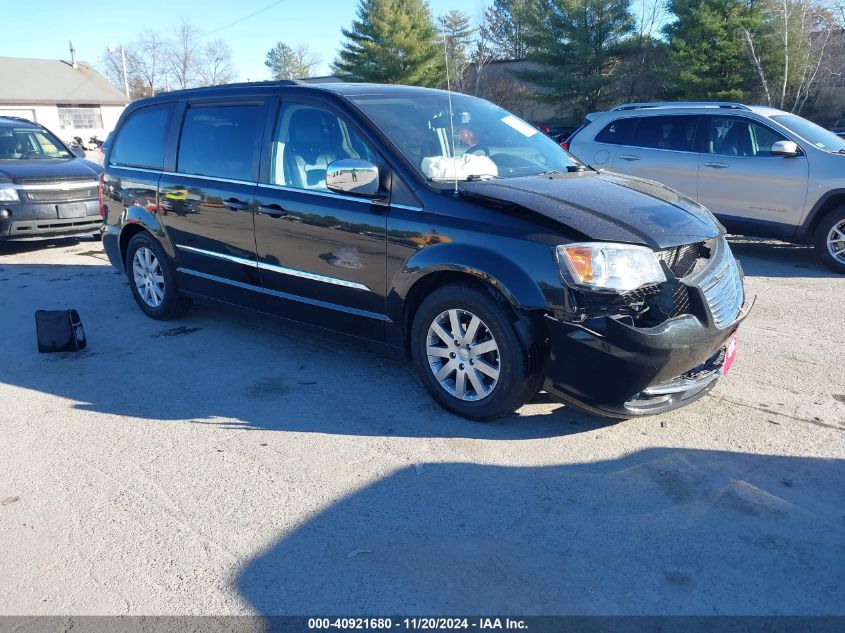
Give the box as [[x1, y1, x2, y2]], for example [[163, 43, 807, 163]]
[[556, 242, 666, 293], [0, 188, 19, 202]]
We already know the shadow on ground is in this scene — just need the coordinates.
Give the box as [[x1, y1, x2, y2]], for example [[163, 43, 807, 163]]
[[0, 262, 607, 441], [727, 236, 836, 278], [235, 448, 845, 615]]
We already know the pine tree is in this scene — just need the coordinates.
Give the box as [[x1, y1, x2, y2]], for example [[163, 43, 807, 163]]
[[265, 43, 320, 80], [663, 0, 768, 101], [515, 0, 635, 117], [482, 0, 541, 60], [332, 0, 444, 86], [438, 10, 476, 92]]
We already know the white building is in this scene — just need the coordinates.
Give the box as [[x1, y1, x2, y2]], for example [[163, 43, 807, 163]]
[[0, 56, 128, 148]]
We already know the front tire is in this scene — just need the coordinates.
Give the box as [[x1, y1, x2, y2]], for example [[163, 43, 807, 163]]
[[411, 283, 541, 421], [814, 206, 845, 274], [125, 232, 191, 320]]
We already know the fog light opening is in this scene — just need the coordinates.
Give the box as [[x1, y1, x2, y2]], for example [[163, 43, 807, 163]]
[[0, 209, 11, 219]]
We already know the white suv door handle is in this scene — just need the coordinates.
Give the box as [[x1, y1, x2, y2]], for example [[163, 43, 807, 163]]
[[704, 162, 729, 169], [618, 155, 640, 161]]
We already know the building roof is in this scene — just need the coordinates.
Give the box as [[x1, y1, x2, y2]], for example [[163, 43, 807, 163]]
[[0, 56, 129, 106]]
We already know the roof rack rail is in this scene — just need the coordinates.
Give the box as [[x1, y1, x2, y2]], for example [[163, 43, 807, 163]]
[[0, 115, 34, 123], [159, 79, 307, 96], [611, 102, 751, 112]]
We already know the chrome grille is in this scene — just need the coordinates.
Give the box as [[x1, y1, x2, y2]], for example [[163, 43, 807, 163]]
[[698, 241, 744, 329], [26, 187, 97, 201]]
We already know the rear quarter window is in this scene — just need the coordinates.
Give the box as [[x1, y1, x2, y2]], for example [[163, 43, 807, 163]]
[[110, 104, 173, 169], [594, 118, 637, 145]]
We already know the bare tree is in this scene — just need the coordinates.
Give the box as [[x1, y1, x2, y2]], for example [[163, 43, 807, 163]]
[[622, 0, 668, 101], [468, 10, 495, 96], [742, 0, 841, 113], [132, 33, 169, 96], [168, 20, 202, 89], [197, 39, 235, 86]]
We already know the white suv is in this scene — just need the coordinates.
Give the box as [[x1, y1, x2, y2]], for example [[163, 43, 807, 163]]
[[567, 102, 845, 273]]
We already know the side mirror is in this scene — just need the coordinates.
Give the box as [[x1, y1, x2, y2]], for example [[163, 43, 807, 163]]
[[326, 159, 380, 197], [771, 140, 800, 157], [71, 146, 86, 159]]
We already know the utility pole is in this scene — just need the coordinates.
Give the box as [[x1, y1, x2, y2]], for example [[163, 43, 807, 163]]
[[120, 45, 129, 98], [108, 45, 130, 98]]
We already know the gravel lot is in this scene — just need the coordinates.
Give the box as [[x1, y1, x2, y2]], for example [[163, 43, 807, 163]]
[[0, 236, 843, 616]]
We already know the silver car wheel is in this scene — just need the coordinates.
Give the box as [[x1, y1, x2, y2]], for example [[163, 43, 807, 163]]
[[827, 220, 845, 263], [132, 246, 166, 308], [426, 308, 500, 401]]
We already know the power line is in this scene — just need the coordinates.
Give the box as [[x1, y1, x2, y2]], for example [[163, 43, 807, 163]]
[[202, 0, 286, 38]]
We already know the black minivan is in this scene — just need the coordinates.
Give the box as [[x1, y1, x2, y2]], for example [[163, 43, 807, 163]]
[[101, 81, 748, 420]]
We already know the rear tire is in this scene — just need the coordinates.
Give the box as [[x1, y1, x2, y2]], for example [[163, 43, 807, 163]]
[[125, 232, 192, 320], [814, 206, 845, 274], [411, 283, 541, 421]]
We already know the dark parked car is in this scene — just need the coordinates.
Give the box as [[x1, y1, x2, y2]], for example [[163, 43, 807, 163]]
[[101, 82, 748, 420], [0, 116, 103, 242]]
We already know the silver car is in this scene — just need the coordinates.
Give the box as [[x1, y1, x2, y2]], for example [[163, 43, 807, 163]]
[[567, 102, 845, 273]]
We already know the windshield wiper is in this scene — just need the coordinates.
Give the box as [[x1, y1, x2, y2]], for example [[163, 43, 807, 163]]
[[429, 174, 500, 182]]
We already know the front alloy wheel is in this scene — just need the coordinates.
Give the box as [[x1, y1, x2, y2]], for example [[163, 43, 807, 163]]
[[815, 207, 845, 274], [426, 309, 500, 401], [125, 231, 192, 320], [825, 219, 845, 264], [411, 283, 543, 421]]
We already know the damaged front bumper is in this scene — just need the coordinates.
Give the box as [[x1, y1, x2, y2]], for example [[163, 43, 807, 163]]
[[542, 238, 752, 418]]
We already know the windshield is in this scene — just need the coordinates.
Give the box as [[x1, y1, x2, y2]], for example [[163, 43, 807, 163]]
[[770, 114, 845, 153], [0, 127, 73, 160], [349, 92, 581, 181]]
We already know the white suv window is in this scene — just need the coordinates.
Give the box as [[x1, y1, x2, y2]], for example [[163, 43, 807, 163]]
[[631, 116, 698, 152], [705, 117, 787, 157]]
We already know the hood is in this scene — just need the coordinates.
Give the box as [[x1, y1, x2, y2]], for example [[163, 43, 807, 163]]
[[460, 171, 723, 249], [0, 158, 101, 184]]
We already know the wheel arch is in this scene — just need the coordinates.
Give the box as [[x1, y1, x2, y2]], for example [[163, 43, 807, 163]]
[[391, 244, 551, 355], [799, 190, 845, 243], [118, 206, 174, 268]]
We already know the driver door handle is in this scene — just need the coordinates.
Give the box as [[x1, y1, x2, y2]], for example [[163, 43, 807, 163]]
[[224, 198, 250, 211], [704, 162, 729, 169], [618, 155, 640, 161], [257, 203, 287, 218]]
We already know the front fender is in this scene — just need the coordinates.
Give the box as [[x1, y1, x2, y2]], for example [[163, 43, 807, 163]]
[[392, 243, 550, 309]]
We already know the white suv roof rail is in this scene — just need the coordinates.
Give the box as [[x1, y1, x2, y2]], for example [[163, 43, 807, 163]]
[[610, 102, 752, 112]]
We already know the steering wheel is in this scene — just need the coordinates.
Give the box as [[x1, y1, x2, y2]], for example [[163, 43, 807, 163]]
[[465, 144, 490, 157]]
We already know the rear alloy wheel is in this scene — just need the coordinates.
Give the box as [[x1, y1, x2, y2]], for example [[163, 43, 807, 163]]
[[815, 207, 845, 274], [411, 283, 541, 420], [125, 232, 192, 320]]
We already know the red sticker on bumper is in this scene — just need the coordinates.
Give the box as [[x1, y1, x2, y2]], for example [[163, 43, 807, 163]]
[[722, 335, 738, 375]]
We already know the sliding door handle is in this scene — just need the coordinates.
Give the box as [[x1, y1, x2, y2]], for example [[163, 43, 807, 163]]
[[704, 162, 729, 169], [257, 203, 287, 218]]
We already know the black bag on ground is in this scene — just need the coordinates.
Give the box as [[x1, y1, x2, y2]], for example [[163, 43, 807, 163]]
[[35, 309, 87, 353]]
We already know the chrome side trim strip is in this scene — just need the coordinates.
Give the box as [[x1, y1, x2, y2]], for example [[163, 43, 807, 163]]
[[177, 268, 387, 322], [165, 172, 255, 187], [256, 182, 373, 205], [391, 203, 423, 212], [107, 165, 163, 174], [176, 244, 371, 292]]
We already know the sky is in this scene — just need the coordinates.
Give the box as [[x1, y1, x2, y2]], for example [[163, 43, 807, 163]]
[[0, 0, 490, 82]]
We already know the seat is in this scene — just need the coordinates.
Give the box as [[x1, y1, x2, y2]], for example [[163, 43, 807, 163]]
[[718, 123, 753, 157], [0, 134, 18, 158], [283, 109, 349, 190]]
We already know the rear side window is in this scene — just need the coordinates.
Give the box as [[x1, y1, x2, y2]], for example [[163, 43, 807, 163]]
[[177, 105, 262, 182], [632, 116, 698, 152], [594, 118, 637, 145], [110, 104, 172, 169]]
